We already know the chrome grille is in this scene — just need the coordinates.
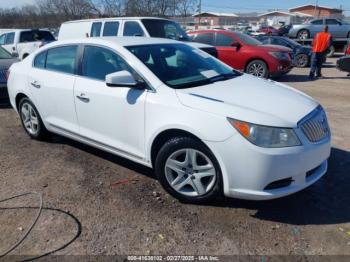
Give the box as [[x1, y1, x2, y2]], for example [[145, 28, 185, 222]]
[[300, 108, 330, 143]]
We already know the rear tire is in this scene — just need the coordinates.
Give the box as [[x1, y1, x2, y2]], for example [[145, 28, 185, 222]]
[[19, 97, 48, 140], [295, 53, 309, 68], [155, 137, 223, 203], [297, 29, 310, 40], [246, 60, 269, 78]]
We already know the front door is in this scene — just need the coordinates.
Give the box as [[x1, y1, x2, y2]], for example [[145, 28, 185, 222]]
[[74, 45, 147, 159], [215, 33, 245, 71]]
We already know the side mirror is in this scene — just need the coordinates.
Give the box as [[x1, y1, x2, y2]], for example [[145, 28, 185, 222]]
[[231, 42, 241, 49], [11, 52, 19, 58], [106, 70, 146, 89]]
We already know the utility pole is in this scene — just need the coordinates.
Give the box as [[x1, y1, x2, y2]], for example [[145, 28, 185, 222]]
[[197, 0, 202, 28], [314, 0, 319, 18]]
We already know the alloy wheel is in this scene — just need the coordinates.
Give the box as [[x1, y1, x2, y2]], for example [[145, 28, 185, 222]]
[[296, 54, 308, 67], [247, 63, 265, 78], [164, 149, 217, 197], [21, 102, 40, 135], [298, 30, 309, 40]]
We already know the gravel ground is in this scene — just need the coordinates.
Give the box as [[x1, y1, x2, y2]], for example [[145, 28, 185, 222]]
[[0, 58, 350, 259]]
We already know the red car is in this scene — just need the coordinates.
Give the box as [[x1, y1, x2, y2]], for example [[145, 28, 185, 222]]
[[258, 26, 279, 35], [189, 30, 293, 78]]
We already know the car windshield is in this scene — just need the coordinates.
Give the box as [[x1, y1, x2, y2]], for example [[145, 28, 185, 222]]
[[141, 19, 190, 41], [235, 32, 262, 46], [0, 46, 12, 59], [127, 44, 241, 89]]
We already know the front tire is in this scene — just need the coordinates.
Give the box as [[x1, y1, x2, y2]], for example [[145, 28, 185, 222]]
[[155, 137, 222, 203], [246, 60, 269, 78], [19, 97, 48, 140]]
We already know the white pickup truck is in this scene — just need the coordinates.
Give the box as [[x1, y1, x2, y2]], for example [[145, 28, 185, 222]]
[[0, 29, 55, 60]]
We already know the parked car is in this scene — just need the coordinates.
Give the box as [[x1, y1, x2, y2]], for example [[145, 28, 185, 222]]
[[0, 29, 55, 60], [289, 18, 350, 40], [255, 35, 312, 67], [257, 26, 279, 35], [0, 46, 19, 105], [58, 17, 218, 58], [7, 37, 331, 202], [189, 30, 293, 78], [336, 41, 350, 75]]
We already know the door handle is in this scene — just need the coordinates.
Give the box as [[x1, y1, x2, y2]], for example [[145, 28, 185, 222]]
[[31, 81, 41, 89], [76, 93, 90, 103]]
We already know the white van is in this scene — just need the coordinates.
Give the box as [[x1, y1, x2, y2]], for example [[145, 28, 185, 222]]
[[58, 17, 218, 57]]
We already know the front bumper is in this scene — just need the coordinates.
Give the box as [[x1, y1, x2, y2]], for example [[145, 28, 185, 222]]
[[269, 59, 293, 77], [206, 128, 331, 201]]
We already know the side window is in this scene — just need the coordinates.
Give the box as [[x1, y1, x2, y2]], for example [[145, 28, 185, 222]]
[[5, 32, 15, 44], [215, 33, 234, 46], [192, 33, 215, 45], [33, 51, 47, 69], [0, 34, 5, 45], [326, 19, 339, 25], [20, 31, 34, 42], [103, 21, 120, 36], [91, 22, 102, 37], [46, 46, 77, 74], [259, 37, 270, 44], [81, 45, 133, 81], [123, 21, 145, 36], [311, 20, 323, 25]]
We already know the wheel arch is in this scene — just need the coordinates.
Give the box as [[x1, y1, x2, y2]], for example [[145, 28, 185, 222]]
[[244, 57, 269, 72], [150, 128, 204, 167], [297, 28, 310, 37], [15, 92, 28, 111]]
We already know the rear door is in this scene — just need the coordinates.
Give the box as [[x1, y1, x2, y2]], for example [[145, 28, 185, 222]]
[[310, 19, 324, 37], [326, 19, 342, 38], [74, 45, 147, 158], [28, 45, 79, 133]]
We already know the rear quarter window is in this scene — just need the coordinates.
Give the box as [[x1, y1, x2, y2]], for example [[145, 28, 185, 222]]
[[33, 51, 47, 69]]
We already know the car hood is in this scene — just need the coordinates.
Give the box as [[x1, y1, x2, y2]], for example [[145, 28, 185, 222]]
[[175, 74, 318, 128]]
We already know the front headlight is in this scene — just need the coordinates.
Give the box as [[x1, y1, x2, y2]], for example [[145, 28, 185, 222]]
[[228, 118, 301, 148], [269, 51, 289, 60]]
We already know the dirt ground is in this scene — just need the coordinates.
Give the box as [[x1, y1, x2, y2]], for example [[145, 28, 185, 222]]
[[0, 58, 350, 260]]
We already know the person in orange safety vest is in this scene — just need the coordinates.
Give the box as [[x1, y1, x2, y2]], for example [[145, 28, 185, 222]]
[[309, 25, 332, 79]]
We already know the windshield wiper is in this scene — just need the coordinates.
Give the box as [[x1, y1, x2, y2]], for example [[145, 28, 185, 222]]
[[208, 73, 236, 83]]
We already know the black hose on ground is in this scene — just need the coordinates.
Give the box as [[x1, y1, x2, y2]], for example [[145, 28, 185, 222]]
[[0, 192, 43, 258]]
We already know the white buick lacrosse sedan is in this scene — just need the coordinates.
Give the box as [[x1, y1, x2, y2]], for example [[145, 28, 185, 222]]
[[7, 37, 331, 203]]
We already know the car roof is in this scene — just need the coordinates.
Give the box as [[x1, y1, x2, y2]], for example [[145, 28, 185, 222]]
[[49, 36, 181, 47], [62, 17, 169, 24]]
